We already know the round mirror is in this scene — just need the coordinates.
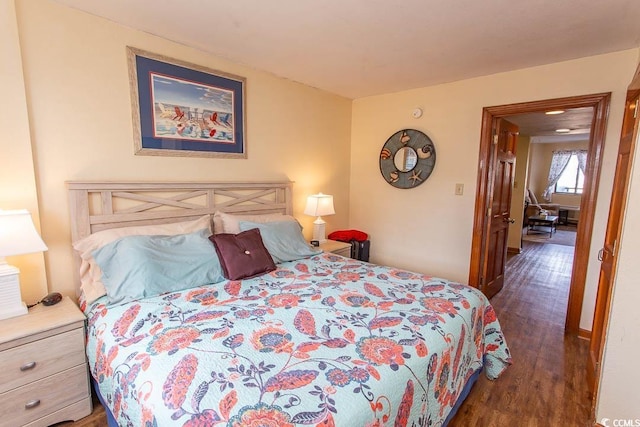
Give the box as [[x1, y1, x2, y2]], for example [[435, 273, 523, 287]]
[[394, 147, 418, 172], [379, 129, 436, 189]]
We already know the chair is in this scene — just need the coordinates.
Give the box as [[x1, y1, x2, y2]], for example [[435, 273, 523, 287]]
[[524, 189, 560, 225]]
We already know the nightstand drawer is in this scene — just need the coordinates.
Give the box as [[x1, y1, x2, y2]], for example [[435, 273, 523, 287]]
[[0, 364, 89, 427], [0, 327, 85, 393]]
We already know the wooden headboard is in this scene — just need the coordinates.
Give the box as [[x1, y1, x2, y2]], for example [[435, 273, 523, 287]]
[[67, 181, 293, 291], [67, 181, 294, 242]]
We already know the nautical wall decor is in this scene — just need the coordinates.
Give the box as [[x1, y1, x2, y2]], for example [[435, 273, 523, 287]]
[[379, 129, 436, 189], [127, 47, 246, 159]]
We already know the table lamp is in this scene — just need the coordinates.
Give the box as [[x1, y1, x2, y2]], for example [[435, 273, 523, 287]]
[[304, 193, 335, 243], [0, 210, 48, 320]]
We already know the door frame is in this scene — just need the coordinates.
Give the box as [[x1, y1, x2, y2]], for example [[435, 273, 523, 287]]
[[468, 93, 611, 335]]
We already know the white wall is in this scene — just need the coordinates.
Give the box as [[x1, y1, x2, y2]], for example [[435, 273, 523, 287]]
[[507, 136, 530, 251], [350, 49, 638, 332], [0, 0, 47, 302], [12, 0, 352, 300]]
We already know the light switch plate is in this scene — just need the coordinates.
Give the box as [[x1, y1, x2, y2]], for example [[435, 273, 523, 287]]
[[455, 183, 464, 196]]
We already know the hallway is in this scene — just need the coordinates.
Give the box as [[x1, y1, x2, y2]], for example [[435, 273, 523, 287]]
[[451, 241, 591, 426]]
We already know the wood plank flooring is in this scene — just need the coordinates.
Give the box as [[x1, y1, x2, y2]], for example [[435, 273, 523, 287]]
[[450, 240, 591, 426], [62, 240, 591, 427]]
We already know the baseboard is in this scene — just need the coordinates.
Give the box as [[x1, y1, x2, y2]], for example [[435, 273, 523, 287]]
[[578, 328, 592, 340], [507, 247, 522, 254]]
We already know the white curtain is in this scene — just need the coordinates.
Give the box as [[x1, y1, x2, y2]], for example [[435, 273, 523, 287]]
[[576, 150, 588, 174], [543, 150, 572, 201]]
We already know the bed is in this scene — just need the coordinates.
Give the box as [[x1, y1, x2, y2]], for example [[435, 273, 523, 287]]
[[68, 181, 511, 426]]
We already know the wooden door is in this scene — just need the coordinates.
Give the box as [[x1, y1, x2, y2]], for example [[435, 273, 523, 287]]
[[587, 68, 640, 398], [480, 118, 519, 298]]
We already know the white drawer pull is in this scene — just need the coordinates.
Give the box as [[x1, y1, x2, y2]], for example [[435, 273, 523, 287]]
[[20, 361, 37, 371], [25, 399, 41, 409]]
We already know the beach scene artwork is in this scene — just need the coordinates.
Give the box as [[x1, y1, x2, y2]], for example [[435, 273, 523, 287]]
[[150, 73, 235, 143]]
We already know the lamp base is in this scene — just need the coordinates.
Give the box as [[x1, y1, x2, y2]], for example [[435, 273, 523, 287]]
[[0, 262, 29, 320], [0, 301, 28, 321], [312, 217, 327, 243]]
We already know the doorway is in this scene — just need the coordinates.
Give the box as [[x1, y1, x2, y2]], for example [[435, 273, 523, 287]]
[[511, 109, 589, 253], [468, 93, 611, 335]]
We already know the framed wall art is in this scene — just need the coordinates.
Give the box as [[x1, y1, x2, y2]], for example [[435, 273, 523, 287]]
[[127, 47, 246, 158]]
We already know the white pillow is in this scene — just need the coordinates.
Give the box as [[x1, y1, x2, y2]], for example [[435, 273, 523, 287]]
[[213, 211, 297, 234], [74, 215, 212, 303]]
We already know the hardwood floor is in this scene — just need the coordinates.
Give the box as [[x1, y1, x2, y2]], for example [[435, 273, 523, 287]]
[[64, 240, 591, 427], [450, 240, 591, 426]]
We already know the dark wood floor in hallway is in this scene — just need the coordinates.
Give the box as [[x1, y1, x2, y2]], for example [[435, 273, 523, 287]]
[[450, 240, 591, 426]]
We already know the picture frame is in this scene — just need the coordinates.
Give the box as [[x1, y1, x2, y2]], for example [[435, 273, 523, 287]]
[[127, 47, 247, 158]]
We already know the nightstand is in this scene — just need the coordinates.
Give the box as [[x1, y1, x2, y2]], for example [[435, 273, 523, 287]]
[[319, 239, 352, 258], [0, 296, 92, 426]]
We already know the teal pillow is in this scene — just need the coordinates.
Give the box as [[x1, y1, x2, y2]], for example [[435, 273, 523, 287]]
[[93, 229, 224, 305], [238, 220, 321, 264]]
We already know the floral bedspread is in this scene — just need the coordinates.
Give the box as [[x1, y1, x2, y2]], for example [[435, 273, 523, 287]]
[[83, 253, 511, 427]]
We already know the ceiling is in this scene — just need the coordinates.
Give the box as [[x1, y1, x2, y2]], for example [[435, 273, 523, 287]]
[[508, 107, 594, 142], [53, 0, 640, 99]]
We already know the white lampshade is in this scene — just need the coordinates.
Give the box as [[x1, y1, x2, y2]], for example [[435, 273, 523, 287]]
[[304, 193, 335, 217], [0, 210, 48, 257], [0, 210, 48, 320], [304, 193, 335, 243]]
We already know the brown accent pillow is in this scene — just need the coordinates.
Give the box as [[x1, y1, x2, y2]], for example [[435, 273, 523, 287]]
[[209, 228, 276, 280]]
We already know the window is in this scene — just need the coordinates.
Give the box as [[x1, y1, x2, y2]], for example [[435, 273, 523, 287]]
[[554, 153, 584, 194]]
